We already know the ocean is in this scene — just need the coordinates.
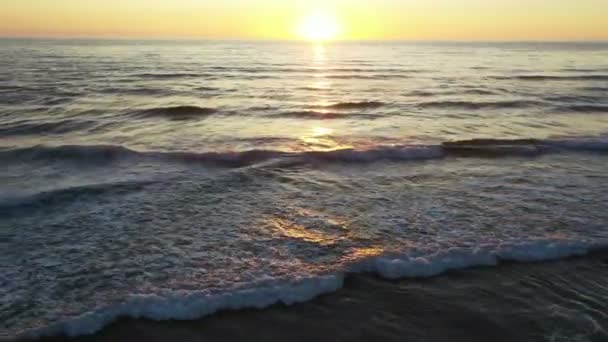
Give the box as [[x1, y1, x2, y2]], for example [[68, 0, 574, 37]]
[[1, 39, 608, 340]]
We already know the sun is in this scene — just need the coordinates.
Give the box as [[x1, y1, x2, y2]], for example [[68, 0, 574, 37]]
[[297, 11, 341, 41]]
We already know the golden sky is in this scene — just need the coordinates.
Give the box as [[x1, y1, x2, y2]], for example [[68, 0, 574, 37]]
[[1, 0, 607, 40]]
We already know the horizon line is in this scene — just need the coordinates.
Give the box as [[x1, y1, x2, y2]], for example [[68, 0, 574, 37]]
[[1, 36, 608, 44]]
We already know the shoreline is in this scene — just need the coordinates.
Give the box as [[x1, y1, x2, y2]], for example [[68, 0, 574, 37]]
[[22, 250, 608, 342]]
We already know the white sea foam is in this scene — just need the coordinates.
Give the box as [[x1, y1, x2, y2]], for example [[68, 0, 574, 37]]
[[16, 238, 605, 340], [20, 275, 345, 338], [356, 239, 594, 279]]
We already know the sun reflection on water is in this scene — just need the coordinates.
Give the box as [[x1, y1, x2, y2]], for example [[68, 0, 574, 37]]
[[268, 214, 346, 246], [299, 126, 351, 151], [312, 126, 333, 136], [313, 44, 326, 63], [265, 206, 350, 246], [349, 246, 385, 259]]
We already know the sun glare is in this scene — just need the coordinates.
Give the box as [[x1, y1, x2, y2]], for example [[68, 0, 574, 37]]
[[297, 11, 340, 41]]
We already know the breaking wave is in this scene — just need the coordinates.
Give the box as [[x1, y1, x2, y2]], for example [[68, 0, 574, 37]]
[[2, 137, 607, 168], [15, 239, 606, 340]]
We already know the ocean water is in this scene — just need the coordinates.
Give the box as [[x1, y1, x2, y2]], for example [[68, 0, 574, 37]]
[[1, 39, 608, 339]]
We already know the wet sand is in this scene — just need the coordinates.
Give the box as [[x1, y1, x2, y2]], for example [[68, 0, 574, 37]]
[[29, 251, 608, 342]]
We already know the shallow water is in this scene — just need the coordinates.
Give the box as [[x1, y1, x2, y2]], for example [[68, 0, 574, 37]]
[[34, 252, 608, 342], [1, 40, 608, 339]]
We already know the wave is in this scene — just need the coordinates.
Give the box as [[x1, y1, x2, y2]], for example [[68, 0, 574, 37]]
[[555, 104, 608, 113], [560, 68, 608, 73], [2, 137, 608, 168], [406, 89, 499, 97], [406, 90, 436, 97], [323, 74, 410, 80], [16, 238, 605, 339], [580, 86, 608, 92], [441, 138, 545, 157], [491, 75, 608, 81], [0, 144, 138, 162], [312, 68, 423, 74], [0, 180, 155, 213], [0, 85, 32, 91], [205, 66, 423, 74], [312, 101, 385, 110], [0, 144, 286, 168], [441, 137, 608, 155], [130, 72, 203, 79], [194, 86, 221, 92], [414, 99, 539, 110], [98, 87, 174, 96], [269, 111, 380, 120], [132, 106, 219, 120], [461, 88, 500, 95], [0, 119, 97, 137], [36, 96, 74, 106], [543, 94, 604, 103], [297, 86, 332, 91]]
